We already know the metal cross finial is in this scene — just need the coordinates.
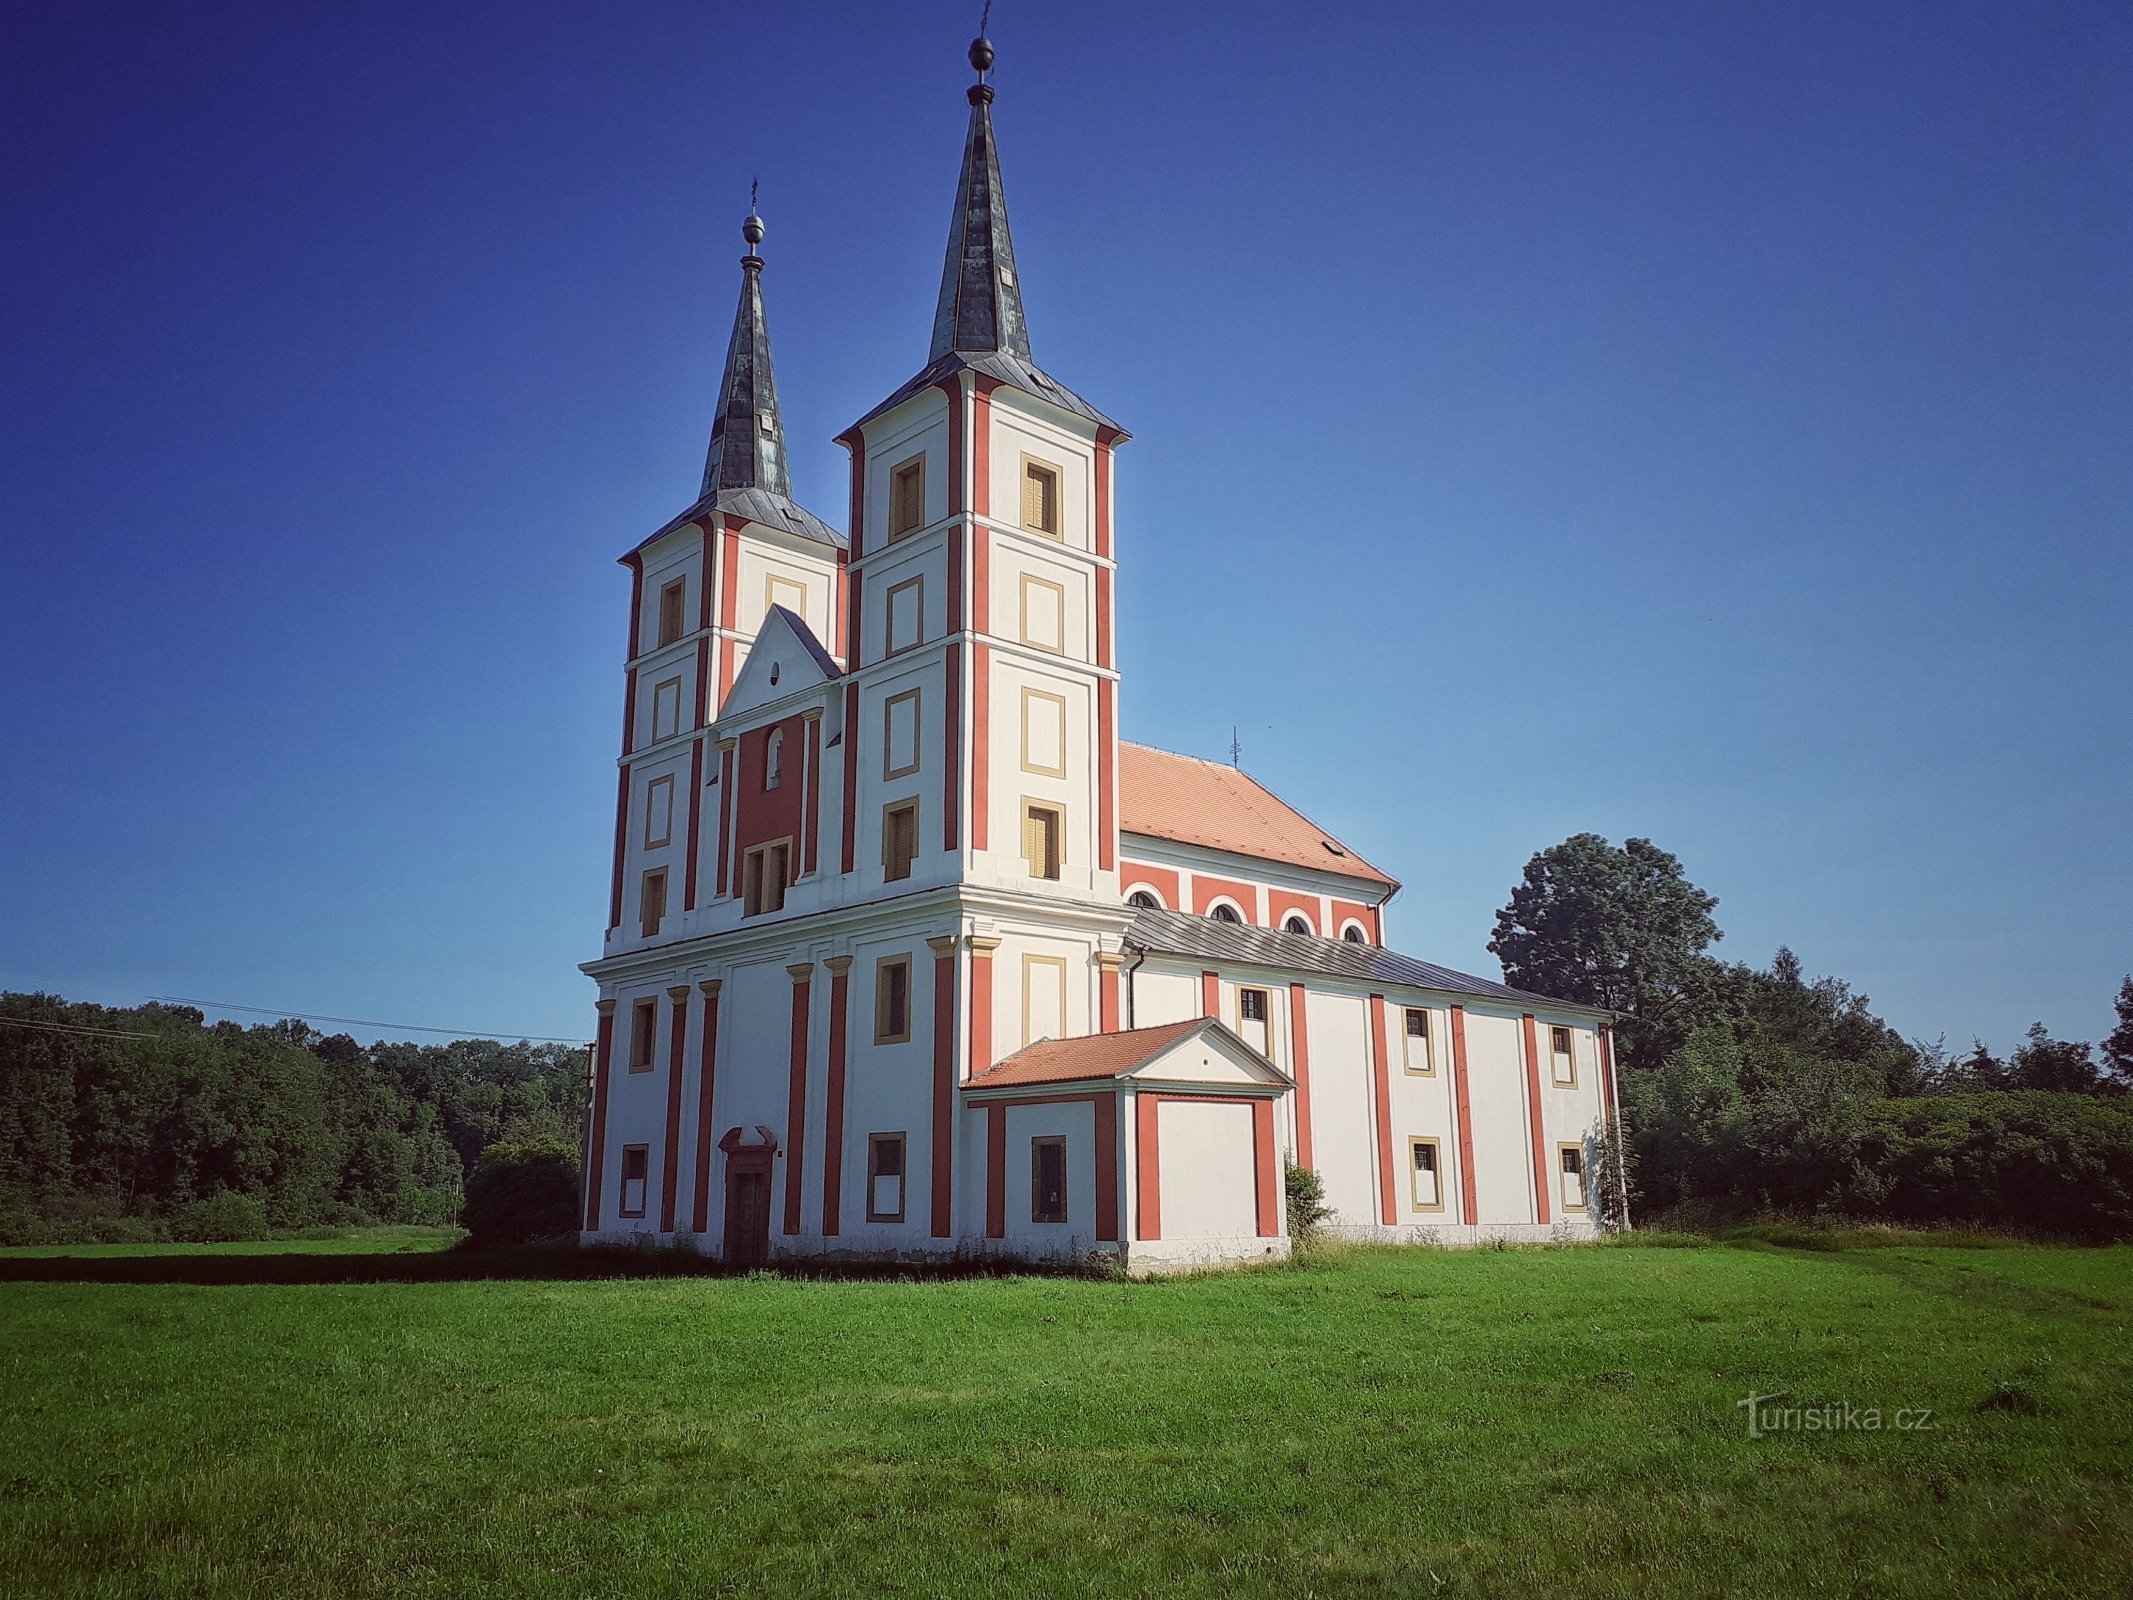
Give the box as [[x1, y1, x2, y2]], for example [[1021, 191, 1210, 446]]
[[751, 177, 758, 213]]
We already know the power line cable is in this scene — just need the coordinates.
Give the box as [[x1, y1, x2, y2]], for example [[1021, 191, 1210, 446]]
[[0, 1015, 162, 1042], [148, 996, 589, 1045]]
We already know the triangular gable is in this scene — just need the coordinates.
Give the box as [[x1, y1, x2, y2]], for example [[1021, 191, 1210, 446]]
[[718, 605, 842, 722], [1124, 1020, 1293, 1093]]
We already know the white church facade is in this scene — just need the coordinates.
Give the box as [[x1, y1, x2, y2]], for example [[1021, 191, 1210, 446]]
[[579, 38, 1621, 1271]]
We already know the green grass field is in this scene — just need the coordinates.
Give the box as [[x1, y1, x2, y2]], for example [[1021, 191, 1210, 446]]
[[2, 1232, 2128, 1598]]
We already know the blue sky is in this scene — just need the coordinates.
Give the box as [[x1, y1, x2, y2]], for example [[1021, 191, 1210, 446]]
[[2, 1, 2126, 1054]]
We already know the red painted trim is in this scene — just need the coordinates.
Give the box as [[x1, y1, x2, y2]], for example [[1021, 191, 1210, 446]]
[[694, 637, 710, 730], [802, 715, 822, 877], [682, 740, 704, 909], [690, 991, 720, 1233], [972, 523, 989, 637], [1094, 1093, 1119, 1243], [1599, 1027, 1617, 1125], [985, 1101, 1007, 1238], [1099, 963, 1120, 1033], [938, 376, 965, 518], [718, 523, 740, 632], [971, 381, 992, 520], [969, 642, 989, 852], [1193, 873, 1260, 922], [1288, 981, 1314, 1170], [698, 525, 715, 631], [821, 968, 850, 1235], [1451, 1005, 1478, 1225], [839, 681, 860, 874], [624, 554, 644, 658], [968, 946, 994, 1081], [1522, 1013, 1551, 1226], [833, 552, 849, 663], [1093, 440, 1112, 561], [1199, 970, 1220, 1019], [1096, 565, 1113, 671], [930, 950, 956, 1237], [844, 432, 866, 561], [943, 647, 962, 852], [947, 490, 964, 635], [1369, 994, 1396, 1224], [607, 767, 630, 929], [1119, 861, 1180, 909], [1253, 1098, 1278, 1237], [1097, 678, 1116, 871], [1135, 1092, 1161, 1240], [714, 743, 735, 898], [717, 638, 735, 708], [659, 995, 687, 1231], [782, 970, 811, 1235], [620, 666, 638, 758], [583, 1009, 615, 1231]]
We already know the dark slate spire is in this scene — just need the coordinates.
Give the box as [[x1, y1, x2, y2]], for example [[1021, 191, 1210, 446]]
[[928, 35, 1031, 363], [702, 212, 790, 500]]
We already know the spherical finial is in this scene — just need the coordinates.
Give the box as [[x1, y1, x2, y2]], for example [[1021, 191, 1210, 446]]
[[968, 35, 994, 76], [742, 213, 765, 248]]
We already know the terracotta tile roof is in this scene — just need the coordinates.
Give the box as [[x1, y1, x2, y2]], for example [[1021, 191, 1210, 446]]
[[1118, 743, 1397, 890], [969, 1018, 1210, 1088]]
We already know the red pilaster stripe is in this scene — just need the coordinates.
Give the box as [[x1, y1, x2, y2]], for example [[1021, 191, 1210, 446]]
[[1098, 961, 1120, 1033], [985, 1102, 1007, 1238], [802, 715, 822, 877], [821, 964, 851, 1236], [682, 741, 704, 910], [833, 553, 849, 663], [847, 567, 863, 668], [1093, 1093, 1119, 1242], [943, 648, 962, 852], [843, 431, 866, 561], [840, 681, 861, 875], [719, 522, 741, 632], [1253, 1098, 1278, 1237], [1093, 440, 1113, 561], [1522, 1014, 1552, 1225], [718, 638, 735, 707], [1451, 1005, 1478, 1226], [1369, 994, 1396, 1225], [714, 743, 735, 898], [1289, 981, 1315, 1171], [694, 637, 710, 729], [972, 524, 990, 636], [582, 1006, 615, 1232], [659, 990, 688, 1231], [1200, 971, 1219, 1019], [782, 966, 812, 1236], [1096, 565, 1113, 670], [620, 666, 638, 758], [698, 524, 715, 631], [971, 380, 993, 519], [625, 554, 644, 658], [690, 987, 720, 1233], [969, 643, 989, 852], [947, 491, 964, 635], [1096, 677, 1116, 871], [1599, 1027, 1618, 1129], [938, 376, 965, 518], [1135, 1093, 1161, 1240], [967, 944, 995, 1081], [607, 767, 630, 929], [929, 944, 956, 1237]]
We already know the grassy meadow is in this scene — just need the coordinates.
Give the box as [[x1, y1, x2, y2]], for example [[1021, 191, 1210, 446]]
[[2, 1231, 2128, 1598]]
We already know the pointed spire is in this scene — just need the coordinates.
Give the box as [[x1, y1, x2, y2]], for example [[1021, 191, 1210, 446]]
[[928, 33, 1031, 363], [702, 209, 790, 500]]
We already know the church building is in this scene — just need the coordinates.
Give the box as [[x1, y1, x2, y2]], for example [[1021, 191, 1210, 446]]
[[579, 37, 1621, 1270]]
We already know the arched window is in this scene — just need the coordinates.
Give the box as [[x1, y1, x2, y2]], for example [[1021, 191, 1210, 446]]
[[1127, 890, 1162, 912], [1341, 923, 1368, 944], [1209, 903, 1244, 925], [1283, 916, 1312, 936], [765, 728, 784, 790]]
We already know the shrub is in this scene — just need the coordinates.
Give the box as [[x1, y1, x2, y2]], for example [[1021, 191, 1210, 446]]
[[461, 1138, 581, 1248], [168, 1192, 272, 1244], [1284, 1160, 1332, 1242]]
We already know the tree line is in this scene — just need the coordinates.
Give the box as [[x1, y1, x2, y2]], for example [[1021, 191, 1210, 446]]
[[0, 994, 588, 1245], [1492, 833, 2133, 1236]]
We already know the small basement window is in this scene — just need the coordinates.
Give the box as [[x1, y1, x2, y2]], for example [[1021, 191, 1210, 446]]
[[867, 1133, 906, 1222], [619, 1144, 649, 1218]]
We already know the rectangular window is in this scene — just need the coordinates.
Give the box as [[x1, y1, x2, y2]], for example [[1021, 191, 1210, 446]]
[[1559, 1144, 1587, 1211], [1408, 1138, 1443, 1212], [882, 801, 918, 883], [874, 956, 912, 1044], [1550, 1025, 1577, 1087], [885, 576, 924, 655], [883, 689, 921, 779], [644, 774, 674, 849], [889, 455, 925, 541], [628, 998, 657, 1073], [1403, 1008, 1435, 1075], [1019, 573, 1065, 653], [1021, 457, 1060, 536], [741, 840, 791, 916], [639, 869, 667, 937], [619, 1144, 650, 1217], [1020, 687, 1067, 777], [657, 580, 685, 647], [1031, 1135, 1067, 1223], [1237, 986, 1271, 1059], [1021, 801, 1063, 880], [867, 1133, 906, 1222], [1022, 954, 1067, 1047]]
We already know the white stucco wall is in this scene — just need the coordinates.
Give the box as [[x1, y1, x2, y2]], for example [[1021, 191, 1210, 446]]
[[1157, 1098, 1258, 1240]]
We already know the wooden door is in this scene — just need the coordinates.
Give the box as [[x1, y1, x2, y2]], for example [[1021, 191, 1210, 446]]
[[723, 1161, 771, 1267]]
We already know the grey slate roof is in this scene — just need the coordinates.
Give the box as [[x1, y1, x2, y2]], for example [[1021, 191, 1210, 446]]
[[704, 251, 789, 500], [629, 484, 845, 558], [1125, 908, 1595, 1012]]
